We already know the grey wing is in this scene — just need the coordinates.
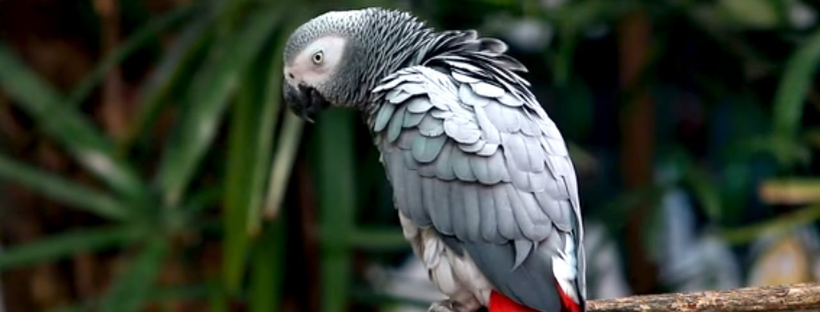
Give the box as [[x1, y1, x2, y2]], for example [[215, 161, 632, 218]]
[[372, 65, 585, 312]]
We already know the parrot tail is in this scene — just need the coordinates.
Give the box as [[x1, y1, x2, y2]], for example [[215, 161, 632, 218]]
[[488, 291, 538, 312], [488, 283, 582, 312]]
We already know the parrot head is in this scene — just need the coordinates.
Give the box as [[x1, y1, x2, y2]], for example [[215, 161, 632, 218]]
[[282, 10, 364, 122], [282, 8, 430, 122]]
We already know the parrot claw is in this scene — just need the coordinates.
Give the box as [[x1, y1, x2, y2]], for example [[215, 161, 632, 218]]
[[427, 300, 456, 312], [428, 299, 474, 312]]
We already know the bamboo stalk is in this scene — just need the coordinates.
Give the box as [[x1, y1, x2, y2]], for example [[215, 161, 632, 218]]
[[588, 283, 820, 312]]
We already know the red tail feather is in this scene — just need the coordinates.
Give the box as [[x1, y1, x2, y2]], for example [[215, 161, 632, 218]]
[[554, 281, 582, 312], [488, 291, 538, 312], [487, 283, 581, 312]]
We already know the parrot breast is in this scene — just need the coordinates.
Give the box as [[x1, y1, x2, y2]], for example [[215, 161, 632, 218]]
[[398, 211, 492, 311]]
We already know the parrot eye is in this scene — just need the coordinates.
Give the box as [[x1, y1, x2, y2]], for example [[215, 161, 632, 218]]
[[311, 51, 324, 64]]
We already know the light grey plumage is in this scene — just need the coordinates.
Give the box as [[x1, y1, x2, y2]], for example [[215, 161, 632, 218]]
[[282, 7, 586, 312]]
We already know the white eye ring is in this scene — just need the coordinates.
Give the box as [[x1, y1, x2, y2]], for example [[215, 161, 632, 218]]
[[312, 51, 324, 64]]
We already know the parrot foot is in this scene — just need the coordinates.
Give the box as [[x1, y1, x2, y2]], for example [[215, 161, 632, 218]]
[[427, 300, 456, 312], [428, 299, 475, 312]]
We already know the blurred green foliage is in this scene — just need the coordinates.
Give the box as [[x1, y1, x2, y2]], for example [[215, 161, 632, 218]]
[[0, 0, 818, 311]]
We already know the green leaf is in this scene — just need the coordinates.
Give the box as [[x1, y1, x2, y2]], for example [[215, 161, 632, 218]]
[[588, 182, 671, 233], [46, 306, 87, 312], [739, 134, 811, 167], [207, 280, 229, 312], [246, 17, 294, 236], [146, 284, 210, 302], [177, 185, 223, 230], [152, 3, 283, 207], [0, 154, 128, 220], [258, 7, 311, 222], [47, 284, 211, 312], [312, 109, 358, 312], [66, 4, 196, 107], [0, 226, 142, 271], [263, 114, 304, 220], [807, 126, 820, 148], [0, 44, 146, 201], [717, 0, 782, 29], [720, 204, 820, 244], [348, 285, 431, 309], [222, 7, 289, 293], [249, 218, 286, 312], [552, 30, 579, 95], [683, 165, 723, 223], [222, 51, 268, 293], [347, 227, 408, 251], [98, 238, 169, 312], [773, 29, 820, 139], [123, 10, 215, 151]]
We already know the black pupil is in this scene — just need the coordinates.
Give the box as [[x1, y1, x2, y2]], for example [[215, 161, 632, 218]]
[[314, 53, 321, 62]]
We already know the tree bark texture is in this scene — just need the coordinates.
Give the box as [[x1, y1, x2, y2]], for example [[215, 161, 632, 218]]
[[587, 283, 820, 312]]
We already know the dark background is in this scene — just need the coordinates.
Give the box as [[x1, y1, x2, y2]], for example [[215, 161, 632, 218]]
[[0, 0, 818, 311]]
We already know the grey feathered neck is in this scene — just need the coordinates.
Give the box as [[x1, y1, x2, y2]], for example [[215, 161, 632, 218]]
[[285, 8, 529, 113]]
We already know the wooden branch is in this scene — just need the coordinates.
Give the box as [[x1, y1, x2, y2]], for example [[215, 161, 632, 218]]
[[588, 283, 820, 312]]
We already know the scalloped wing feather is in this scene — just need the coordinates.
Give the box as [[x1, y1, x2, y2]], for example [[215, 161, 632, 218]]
[[371, 63, 584, 312]]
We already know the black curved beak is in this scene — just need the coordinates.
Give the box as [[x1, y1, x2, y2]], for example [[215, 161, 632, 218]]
[[283, 82, 330, 123]]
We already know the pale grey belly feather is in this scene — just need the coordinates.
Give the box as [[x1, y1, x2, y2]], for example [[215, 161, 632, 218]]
[[398, 211, 492, 312]]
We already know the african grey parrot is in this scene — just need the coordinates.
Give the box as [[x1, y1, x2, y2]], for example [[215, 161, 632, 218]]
[[282, 8, 586, 312]]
